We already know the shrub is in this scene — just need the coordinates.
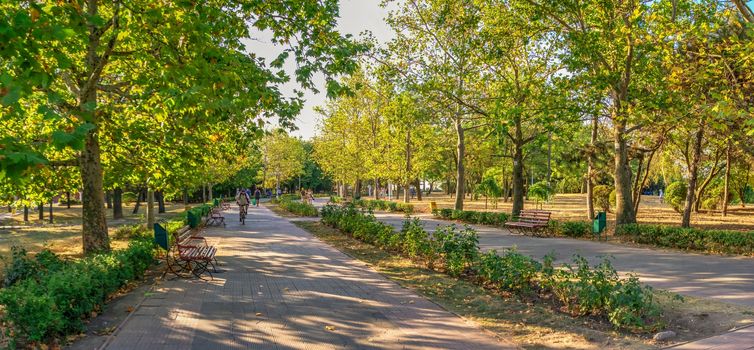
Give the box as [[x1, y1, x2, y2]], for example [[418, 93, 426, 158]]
[[592, 185, 613, 212], [556, 221, 591, 238], [320, 204, 660, 331], [352, 199, 414, 214], [433, 208, 508, 226], [278, 198, 318, 217], [615, 223, 754, 255], [665, 181, 687, 213], [113, 224, 148, 240], [0, 238, 155, 346]]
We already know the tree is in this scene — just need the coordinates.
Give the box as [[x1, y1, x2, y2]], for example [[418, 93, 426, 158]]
[[260, 132, 306, 193]]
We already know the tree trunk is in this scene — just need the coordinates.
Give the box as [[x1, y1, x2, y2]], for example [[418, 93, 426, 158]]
[[146, 188, 155, 230], [49, 199, 53, 224], [586, 114, 598, 220], [202, 184, 206, 203], [183, 188, 189, 211], [512, 142, 525, 217], [66, 191, 71, 208], [113, 187, 123, 219], [132, 189, 143, 214], [454, 118, 465, 210], [105, 191, 112, 209], [208, 183, 213, 201], [38, 203, 44, 221], [682, 125, 704, 228], [375, 178, 380, 199], [354, 179, 362, 199], [23, 205, 28, 222], [613, 118, 636, 225], [415, 179, 422, 201], [723, 140, 732, 216], [156, 190, 166, 213]]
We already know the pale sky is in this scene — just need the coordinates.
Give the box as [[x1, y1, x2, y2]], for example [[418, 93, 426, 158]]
[[246, 0, 394, 140]]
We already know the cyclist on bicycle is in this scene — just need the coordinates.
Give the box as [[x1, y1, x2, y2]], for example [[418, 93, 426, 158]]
[[236, 188, 250, 219]]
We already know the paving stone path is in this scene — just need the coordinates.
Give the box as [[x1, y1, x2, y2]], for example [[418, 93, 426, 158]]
[[103, 205, 512, 350]]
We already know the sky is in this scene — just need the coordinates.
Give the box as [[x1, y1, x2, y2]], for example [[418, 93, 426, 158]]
[[247, 0, 395, 140]]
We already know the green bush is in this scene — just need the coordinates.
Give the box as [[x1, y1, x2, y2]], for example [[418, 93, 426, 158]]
[[279, 199, 318, 217], [0, 238, 155, 346], [592, 185, 613, 212], [432, 208, 508, 226], [320, 204, 659, 331], [615, 223, 754, 255], [555, 221, 591, 238], [528, 181, 554, 203], [352, 199, 414, 214], [665, 181, 687, 213]]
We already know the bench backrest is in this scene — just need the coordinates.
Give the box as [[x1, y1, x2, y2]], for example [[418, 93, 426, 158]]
[[175, 225, 193, 244], [518, 210, 551, 224]]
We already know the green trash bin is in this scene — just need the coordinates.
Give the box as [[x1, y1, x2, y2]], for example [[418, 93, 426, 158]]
[[187, 211, 200, 228], [593, 211, 606, 239], [213, 198, 220, 207]]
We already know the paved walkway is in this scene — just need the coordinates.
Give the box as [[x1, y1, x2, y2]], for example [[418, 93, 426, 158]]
[[103, 205, 511, 350]]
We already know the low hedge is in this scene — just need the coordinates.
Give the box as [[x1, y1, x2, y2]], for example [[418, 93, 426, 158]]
[[550, 220, 592, 238], [352, 199, 414, 214], [278, 198, 318, 217], [433, 208, 509, 226], [0, 237, 155, 346], [615, 223, 754, 255], [321, 204, 660, 331]]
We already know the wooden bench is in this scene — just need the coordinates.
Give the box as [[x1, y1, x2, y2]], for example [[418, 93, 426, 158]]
[[504, 209, 552, 237], [154, 223, 218, 280], [208, 207, 225, 226]]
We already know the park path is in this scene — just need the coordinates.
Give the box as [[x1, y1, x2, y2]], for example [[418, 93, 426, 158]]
[[102, 205, 512, 350]]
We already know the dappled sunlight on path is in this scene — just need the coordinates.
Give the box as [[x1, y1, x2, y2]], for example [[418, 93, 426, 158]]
[[104, 204, 510, 350]]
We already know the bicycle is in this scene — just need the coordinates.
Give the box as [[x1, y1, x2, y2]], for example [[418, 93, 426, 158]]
[[239, 204, 248, 225]]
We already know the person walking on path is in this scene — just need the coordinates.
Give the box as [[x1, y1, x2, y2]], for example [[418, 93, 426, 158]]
[[254, 188, 261, 207]]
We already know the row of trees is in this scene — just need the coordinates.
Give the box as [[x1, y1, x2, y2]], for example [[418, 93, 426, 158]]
[[313, 0, 754, 228], [0, 1, 360, 253]]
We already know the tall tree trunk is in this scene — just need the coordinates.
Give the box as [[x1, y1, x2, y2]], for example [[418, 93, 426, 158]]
[[146, 188, 155, 229], [113, 187, 123, 219], [586, 115, 598, 220], [66, 191, 71, 208], [723, 140, 732, 216], [202, 184, 206, 203], [404, 128, 412, 203], [682, 125, 704, 228], [132, 189, 143, 214], [512, 141, 525, 217], [454, 118, 465, 210], [78, 3, 110, 253], [156, 190, 166, 213], [354, 179, 362, 199], [208, 183, 213, 201], [415, 179, 422, 201], [105, 191, 112, 209], [613, 117, 636, 225], [38, 203, 44, 221], [23, 205, 28, 222], [633, 150, 655, 214], [49, 199, 53, 224], [375, 178, 380, 200]]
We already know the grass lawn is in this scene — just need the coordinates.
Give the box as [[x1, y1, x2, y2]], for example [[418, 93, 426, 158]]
[[295, 220, 754, 349], [0, 202, 189, 267]]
